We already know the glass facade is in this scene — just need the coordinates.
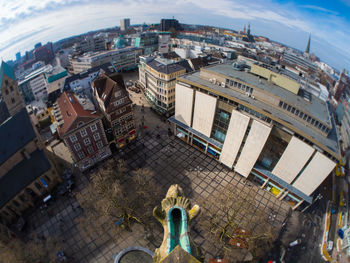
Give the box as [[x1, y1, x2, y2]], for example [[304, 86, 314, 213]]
[[256, 127, 291, 171], [211, 108, 231, 143]]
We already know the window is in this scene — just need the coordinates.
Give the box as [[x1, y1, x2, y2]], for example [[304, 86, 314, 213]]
[[93, 133, 100, 141], [74, 143, 81, 151], [35, 182, 42, 191], [13, 200, 20, 207], [70, 135, 77, 143], [119, 107, 126, 114], [115, 91, 121, 97], [11, 98, 15, 104], [80, 129, 87, 137], [10, 86, 14, 92], [97, 141, 103, 149], [84, 138, 91, 146], [5, 89, 9, 95], [87, 146, 94, 154], [90, 124, 97, 132], [78, 151, 85, 159]]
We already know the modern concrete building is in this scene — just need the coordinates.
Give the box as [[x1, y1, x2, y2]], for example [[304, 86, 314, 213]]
[[0, 61, 24, 122], [63, 63, 116, 99], [120, 18, 130, 31], [54, 91, 111, 171], [73, 36, 106, 55], [70, 48, 142, 74], [335, 95, 350, 152], [139, 56, 186, 115], [170, 63, 340, 210], [160, 18, 181, 31], [0, 108, 60, 225], [133, 32, 159, 55], [18, 65, 67, 103], [282, 51, 317, 72], [334, 69, 350, 102], [92, 74, 136, 148]]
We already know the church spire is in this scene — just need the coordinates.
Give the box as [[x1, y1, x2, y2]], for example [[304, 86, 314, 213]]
[[305, 33, 311, 54]]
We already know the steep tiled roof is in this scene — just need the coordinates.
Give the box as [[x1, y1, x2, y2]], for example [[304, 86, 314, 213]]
[[0, 61, 15, 92], [56, 91, 101, 136], [0, 150, 51, 209], [92, 74, 131, 114], [0, 108, 36, 165]]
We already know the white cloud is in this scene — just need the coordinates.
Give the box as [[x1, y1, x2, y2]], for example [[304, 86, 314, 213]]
[[301, 5, 338, 15], [0, 0, 349, 70]]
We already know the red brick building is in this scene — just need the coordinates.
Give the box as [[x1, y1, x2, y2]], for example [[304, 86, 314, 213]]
[[92, 74, 136, 148], [54, 91, 111, 171]]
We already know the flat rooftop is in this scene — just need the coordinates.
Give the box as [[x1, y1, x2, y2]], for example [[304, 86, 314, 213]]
[[206, 64, 331, 126], [76, 47, 142, 62], [179, 70, 339, 158]]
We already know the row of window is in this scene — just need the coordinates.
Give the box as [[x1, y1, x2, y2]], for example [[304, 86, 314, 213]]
[[115, 122, 134, 136], [77, 140, 104, 159], [239, 104, 272, 123], [113, 97, 125, 107], [73, 133, 100, 150], [278, 101, 330, 134], [226, 78, 254, 94], [70, 123, 98, 142], [4, 85, 14, 95]]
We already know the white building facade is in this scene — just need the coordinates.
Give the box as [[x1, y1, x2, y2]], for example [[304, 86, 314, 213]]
[[170, 64, 339, 210]]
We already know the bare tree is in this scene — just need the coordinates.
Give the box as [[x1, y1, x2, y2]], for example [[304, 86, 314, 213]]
[[197, 184, 276, 262], [75, 160, 162, 239], [0, 235, 62, 263]]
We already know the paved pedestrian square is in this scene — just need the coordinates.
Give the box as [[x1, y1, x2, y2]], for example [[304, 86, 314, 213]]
[[23, 132, 290, 262]]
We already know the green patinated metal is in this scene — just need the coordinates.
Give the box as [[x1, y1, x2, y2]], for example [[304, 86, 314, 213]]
[[166, 206, 191, 255], [153, 184, 202, 263]]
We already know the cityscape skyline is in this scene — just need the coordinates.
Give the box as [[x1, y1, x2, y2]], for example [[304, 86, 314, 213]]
[[0, 0, 350, 72]]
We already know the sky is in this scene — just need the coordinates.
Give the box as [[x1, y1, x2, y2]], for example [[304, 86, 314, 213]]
[[0, 0, 350, 71]]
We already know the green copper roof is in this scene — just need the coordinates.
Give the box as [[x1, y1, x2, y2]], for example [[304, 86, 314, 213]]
[[0, 61, 15, 91]]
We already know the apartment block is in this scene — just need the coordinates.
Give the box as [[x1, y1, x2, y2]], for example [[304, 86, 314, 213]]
[[92, 74, 136, 148], [54, 91, 111, 171], [120, 18, 130, 31], [139, 56, 186, 115], [70, 48, 142, 74]]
